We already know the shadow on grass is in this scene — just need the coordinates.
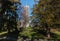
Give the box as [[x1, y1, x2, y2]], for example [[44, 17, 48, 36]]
[[0, 30, 20, 41], [51, 32, 60, 39]]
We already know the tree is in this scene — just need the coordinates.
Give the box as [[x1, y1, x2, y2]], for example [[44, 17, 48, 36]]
[[32, 0, 60, 38], [0, 0, 21, 32]]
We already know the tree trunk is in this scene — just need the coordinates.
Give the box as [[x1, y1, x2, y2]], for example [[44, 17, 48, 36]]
[[47, 27, 51, 38]]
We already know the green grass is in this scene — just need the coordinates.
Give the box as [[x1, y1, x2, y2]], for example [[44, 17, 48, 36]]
[[53, 31, 60, 35], [0, 31, 7, 35], [52, 31, 60, 39]]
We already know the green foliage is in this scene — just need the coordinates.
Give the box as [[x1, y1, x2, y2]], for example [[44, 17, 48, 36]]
[[0, 0, 21, 32], [32, 0, 60, 38], [32, 0, 60, 27], [19, 27, 45, 39], [19, 27, 35, 38]]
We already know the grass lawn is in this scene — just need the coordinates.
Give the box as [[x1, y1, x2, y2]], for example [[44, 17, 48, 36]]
[[0, 31, 7, 35], [51, 30, 60, 39], [53, 31, 60, 35]]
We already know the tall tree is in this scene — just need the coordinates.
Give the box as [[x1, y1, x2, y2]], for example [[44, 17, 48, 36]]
[[0, 0, 21, 32], [32, 0, 60, 38]]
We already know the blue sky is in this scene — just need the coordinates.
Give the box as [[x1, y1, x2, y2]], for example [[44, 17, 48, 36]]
[[21, 0, 34, 16]]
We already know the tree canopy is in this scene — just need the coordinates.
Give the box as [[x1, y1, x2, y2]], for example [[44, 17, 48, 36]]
[[0, 0, 21, 32], [32, 0, 60, 38]]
